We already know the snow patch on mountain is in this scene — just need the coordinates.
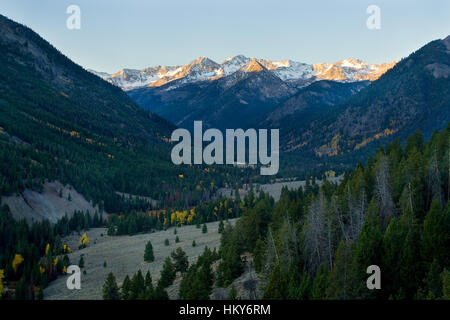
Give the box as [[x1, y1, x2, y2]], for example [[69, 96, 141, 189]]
[[89, 56, 397, 90]]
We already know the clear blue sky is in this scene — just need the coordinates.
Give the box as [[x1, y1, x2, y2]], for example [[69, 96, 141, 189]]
[[1, 0, 449, 73]]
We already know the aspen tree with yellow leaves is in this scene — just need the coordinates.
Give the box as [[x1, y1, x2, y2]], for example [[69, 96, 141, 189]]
[[12, 254, 24, 273], [79, 233, 90, 249], [0, 269, 4, 298]]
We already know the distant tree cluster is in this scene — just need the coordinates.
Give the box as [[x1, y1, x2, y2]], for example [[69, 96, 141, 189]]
[[105, 198, 241, 237]]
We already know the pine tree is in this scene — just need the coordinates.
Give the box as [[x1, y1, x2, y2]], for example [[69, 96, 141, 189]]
[[107, 224, 116, 236], [218, 219, 224, 233], [262, 263, 287, 300], [14, 276, 28, 300], [311, 264, 329, 299], [130, 270, 145, 300], [442, 269, 450, 300], [164, 238, 169, 246], [121, 275, 131, 300], [36, 287, 43, 300], [353, 199, 383, 298], [423, 258, 443, 299], [397, 210, 422, 299], [175, 236, 180, 243], [421, 200, 449, 266], [192, 240, 196, 247], [144, 241, 155, 262], [154, 283, 169, 300], [202, 223, 207, 234], [326, 241, 357, 300], [171, 247, 189, 274], [78, 256, 84, 268], [227, 284, 239, 300], [103, 272, 120, 300], [253, 238, 265, 273], [145, 271, 154, 299], [159, 257, 176, 288]]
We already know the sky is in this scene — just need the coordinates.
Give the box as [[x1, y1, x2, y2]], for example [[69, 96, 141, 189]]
[[0, 0, 449, 73]]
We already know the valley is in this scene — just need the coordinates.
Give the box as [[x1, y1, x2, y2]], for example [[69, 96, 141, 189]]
[[0, 9, 449, 303], [44, 219, 235, 300]]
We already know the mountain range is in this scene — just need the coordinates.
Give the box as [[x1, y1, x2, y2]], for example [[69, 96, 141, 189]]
[[0, 11, 448, 201], [124, 34, 449, 177], [90, 55, 396, 91]]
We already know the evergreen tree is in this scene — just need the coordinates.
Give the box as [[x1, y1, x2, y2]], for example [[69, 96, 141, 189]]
[[159, 257, 176, 288], [145, 271, 154, 299], [423, 258, 443, 299], [262, 263, 287, 300], [311, 264, 329, 299], [14, 276, 28, 300], [121, 275, 131, 300], [218, 219, 224, 233], [154, 283, 169, 300], [353, 199, 383, 298], [103, 272, 120, 300], [171, 247, 189, 274], [421, 200, 449, 266], [144, 241, 155, 262], [36, 287, 43, 300], [442, 269, 450, 300], [202, 223, 208, 234], [227, 284, 238, 300], [326, 241, 357, 300], [397, 210, 422, 299], [78, 256, 85, 268], [253, 238, 265, 273], [130, 270, 145, 300]]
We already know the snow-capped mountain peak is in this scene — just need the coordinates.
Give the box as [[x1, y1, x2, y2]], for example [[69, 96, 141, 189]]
[[90, 55, 397, 90]]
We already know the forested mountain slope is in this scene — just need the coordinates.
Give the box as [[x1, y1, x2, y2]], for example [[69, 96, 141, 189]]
[[216, 125, 450, 300], [0, 14, 242, 213], [290, 35, 450, 157]]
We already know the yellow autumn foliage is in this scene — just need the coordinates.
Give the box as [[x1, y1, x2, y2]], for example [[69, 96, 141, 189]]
[[12, 254, 24, 273], [45, 243, 50, 255], [0, 269, 4, 298], [171, 209, 196, 226], [80, 233, 89, 246], [186, 208, 195, 223]]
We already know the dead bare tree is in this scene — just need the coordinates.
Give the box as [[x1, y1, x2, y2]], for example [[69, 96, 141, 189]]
[[303, 190, 334, 275], [336, 185, 367, 243], [279, 215, 300, 270], [264, 227, 279, 275], [428, 147, 444, 207], [374, 155, 396, 227]]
